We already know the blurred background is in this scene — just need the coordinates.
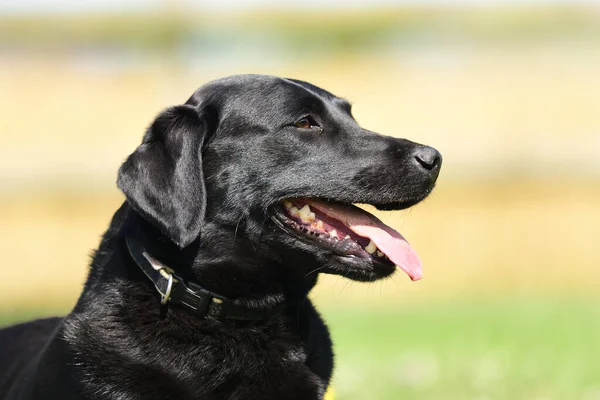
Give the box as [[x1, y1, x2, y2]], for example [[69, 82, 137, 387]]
[[1, 0, 599, 398]]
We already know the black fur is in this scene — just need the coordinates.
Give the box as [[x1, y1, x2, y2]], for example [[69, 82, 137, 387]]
[[0, 75, 441, 400]]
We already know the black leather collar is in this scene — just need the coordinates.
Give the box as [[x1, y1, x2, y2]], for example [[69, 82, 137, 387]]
[[125, 236, 287, 322]]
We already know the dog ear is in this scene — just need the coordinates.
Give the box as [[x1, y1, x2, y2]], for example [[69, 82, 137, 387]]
[[117, 104, 211, 248]]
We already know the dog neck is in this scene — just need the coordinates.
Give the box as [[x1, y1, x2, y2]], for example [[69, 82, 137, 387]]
[[78, 202, 316, 319]]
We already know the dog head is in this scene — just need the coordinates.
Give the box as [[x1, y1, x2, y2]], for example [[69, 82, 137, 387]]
[[118, 75, 441, 288]]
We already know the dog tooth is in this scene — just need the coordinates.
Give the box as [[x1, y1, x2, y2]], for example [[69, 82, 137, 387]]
[[298, 204, 310, 215], [344, 235, 351, 240], [365, 240, 377, 254], [283, 200, 293, 209], [315, 220, 324, 230], [289, 206, 300, 216], [298, 204, 313, 222], [376, 250, 384, 257], [330, 229, 338, 238]]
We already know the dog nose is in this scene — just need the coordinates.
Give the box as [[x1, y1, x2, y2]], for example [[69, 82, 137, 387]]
[[413, 146, 442, 176]]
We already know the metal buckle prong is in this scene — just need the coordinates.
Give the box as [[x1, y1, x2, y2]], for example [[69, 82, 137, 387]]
[[161, 272, 174, 305]]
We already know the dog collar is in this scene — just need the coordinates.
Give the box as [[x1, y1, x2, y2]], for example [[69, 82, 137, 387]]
[[125, 236, 286, 322]]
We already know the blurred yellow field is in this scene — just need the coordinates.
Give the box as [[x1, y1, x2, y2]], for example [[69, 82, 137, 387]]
[[1, 48, 599, 311]]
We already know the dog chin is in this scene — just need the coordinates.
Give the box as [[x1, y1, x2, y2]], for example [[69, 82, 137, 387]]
[[316, 253, 397, 282]]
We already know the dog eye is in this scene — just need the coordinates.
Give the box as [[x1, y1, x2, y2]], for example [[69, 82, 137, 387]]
[[294, 116, 320, 130]]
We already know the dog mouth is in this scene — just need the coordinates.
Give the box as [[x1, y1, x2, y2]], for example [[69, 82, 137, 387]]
[[271, 198, 422, 281]]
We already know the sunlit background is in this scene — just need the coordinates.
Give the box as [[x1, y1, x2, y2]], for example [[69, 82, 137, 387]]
[[1, 0, 599, 399]]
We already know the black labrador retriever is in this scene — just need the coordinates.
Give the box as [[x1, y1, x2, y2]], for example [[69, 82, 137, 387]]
[[0, 75, 441, 400]]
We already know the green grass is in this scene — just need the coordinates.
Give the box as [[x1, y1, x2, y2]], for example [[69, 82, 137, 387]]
[[322, 298, 600, 400], [2, 298, 599, 399]]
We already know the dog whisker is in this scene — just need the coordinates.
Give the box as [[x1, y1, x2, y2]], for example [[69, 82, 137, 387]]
[[304, 265, 327, 279]]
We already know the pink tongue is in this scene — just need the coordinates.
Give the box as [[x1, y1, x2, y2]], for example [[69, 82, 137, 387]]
[[307, 200, 422, 281]]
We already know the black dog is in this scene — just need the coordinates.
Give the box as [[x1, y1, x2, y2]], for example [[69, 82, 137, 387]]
[[0, 75, 441, 400]]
